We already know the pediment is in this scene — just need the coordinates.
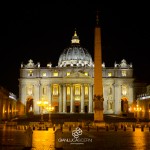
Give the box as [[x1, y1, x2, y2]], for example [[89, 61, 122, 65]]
[[64, 72, 91, 79]]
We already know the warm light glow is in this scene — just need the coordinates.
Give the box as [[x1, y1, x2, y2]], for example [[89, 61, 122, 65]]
[[37, 96, 49, 121], [129, 107, 131, 111], [67, 72, 70, 76], [32, 129, 55, 148], [46, 104, 54, 123], [67, 87, 70, 95], [28, 70, 33, 76], [71, 31, 80, 44], [37, 97, 48, 107], [134, 104, 142, 112], [122, 85, 127, 95], [46, 105, 54, 112], [132, 128, 146, 148], [108, 72, 112, 77], [53, 72, 58, 76], [75, 85, 80, 95], [85, 86, 88, 95], [53, 85, 58, 95], [42, 72, 47, 77], [122, 70, 127, 77], [84, 72, 88, 76]]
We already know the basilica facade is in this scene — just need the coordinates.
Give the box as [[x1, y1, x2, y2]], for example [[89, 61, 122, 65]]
[[19, 29, 134, 116]]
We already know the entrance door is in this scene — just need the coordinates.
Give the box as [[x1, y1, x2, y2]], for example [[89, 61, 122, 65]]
[[84, 106, 88, 113], [121, 99, 128, 114], [26, 98, 33, 113], [75, 106, 79, 113], [67, 106, 70, 113]]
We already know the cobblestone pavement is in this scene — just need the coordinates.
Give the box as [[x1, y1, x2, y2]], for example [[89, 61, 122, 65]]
[[60, 127, 150, 150], [0, 125, 150, 150], [32, 129, 55, 150], [0, 127, 55, 150], [0, 127, 25, 150]]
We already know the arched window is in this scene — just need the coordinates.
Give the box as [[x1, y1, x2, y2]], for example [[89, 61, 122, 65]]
[[75, 85, 80, 95]]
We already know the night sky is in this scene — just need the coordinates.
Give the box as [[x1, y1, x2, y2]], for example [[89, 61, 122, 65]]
[[0, 2, 150, 97]]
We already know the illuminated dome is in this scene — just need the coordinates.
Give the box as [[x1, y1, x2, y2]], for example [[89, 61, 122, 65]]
[[58, 31, 94, 67]]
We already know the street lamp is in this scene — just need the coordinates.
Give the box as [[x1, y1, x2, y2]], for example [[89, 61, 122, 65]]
[[46, 104, 54, 126], [37, 97, 48, 122], [134, 104, 142, 122]]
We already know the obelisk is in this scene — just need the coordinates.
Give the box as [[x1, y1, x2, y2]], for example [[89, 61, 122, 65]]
[[93, 12, 104, 122]]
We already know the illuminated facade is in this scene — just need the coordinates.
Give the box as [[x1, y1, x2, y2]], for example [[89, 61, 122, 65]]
[[19, 27, 134, 116], [136, 85, 150, 119], [0, 86, 17, 120]]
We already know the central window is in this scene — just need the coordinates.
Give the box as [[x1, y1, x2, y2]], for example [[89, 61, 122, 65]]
[[28, 70, 33, 77], [122, 70, 126, 77], [67, 72, 70, 76], [75, 85, 80, 100], [42, 72, 47, 77], [108, 72, 112, 77], [53, 72, 58, 77], [75, 85, 80, 95]]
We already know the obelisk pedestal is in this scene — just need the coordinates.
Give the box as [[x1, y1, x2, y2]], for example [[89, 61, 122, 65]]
[[94, 95, 104, 122]]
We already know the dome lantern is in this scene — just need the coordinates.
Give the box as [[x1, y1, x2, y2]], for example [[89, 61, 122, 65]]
[[71, 30, 80, 44]]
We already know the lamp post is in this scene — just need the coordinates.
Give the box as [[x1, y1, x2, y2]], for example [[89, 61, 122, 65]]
[[46, 104, 54, 126], [37, 97, 48, 122], [134, 104, 142, 122], [149, 109, 150, 120]]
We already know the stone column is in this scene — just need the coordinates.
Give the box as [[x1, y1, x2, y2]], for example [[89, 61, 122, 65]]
[[102, 83, 106, 113], [20, 83, 26, 115], [128, 83, 133, 106], [92, 84, 94, 112], [21, 84, 26, 106], [63, 84, 66, 113], [47, 84, 52, 105], [88, 84, 93, 113], [114, 83, 121, 114], [34, 83, 40, 114], [80, 84, 84, 113], [70, 85, 74, 113], [39, 83, 42, 99], [59, 84, 63, 113]]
